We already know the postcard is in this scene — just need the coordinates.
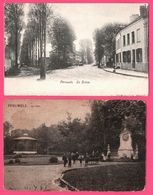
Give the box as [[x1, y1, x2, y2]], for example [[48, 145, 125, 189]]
[[4, 3, 149, 96], [4, 99, 146, 191]]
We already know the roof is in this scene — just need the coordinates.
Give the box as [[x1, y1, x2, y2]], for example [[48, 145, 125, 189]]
[[116, 16, 148, 36], [13, 136, 37, 141]]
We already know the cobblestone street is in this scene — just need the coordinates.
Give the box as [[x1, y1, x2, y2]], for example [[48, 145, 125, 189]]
[[5, 64, 148, 96]]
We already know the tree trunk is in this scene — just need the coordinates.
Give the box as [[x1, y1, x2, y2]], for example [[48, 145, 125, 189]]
[[15, 26, 18, 68], [36, 37, 39, 66], [31, 40, 34, 66], [39, 5, 46, 80]]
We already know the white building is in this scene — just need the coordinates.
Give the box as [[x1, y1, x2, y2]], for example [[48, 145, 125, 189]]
[[115, 5, 148, 72]]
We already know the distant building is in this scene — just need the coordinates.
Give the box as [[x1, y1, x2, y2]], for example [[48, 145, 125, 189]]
[[115, 5, 148, 72]]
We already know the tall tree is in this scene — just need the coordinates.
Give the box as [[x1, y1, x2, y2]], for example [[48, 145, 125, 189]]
[[88, 100, 146, 158], [21, 3, 52, 79], [3, 121, 14, 154], [38, 3, 47, 79], [4, 121, 13, 137], [79, 39, 93, 64], [57, 114, 89, 152], [93, 23, 125, 67], [48, 16, 76, 69], [5, 3, 24, 68], [93, 29, 104, 68], [20, 19, 39, 66]]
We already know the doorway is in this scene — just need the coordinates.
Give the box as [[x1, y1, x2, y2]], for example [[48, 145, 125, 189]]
[[132, 49, 136, 69]]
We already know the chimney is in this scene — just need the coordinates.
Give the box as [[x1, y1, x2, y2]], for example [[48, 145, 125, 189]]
[[130, 14, 139, 23], [140, 5, 148, 18]]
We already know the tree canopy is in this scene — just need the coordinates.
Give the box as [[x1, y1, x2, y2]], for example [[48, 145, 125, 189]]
[[87, 100, 146, 159], [48, 16, 76, 69], [93, 23, 126, 67], [20, 3, 52, 79], [5, 3, 24, 68], [79, 39, 93, 64]]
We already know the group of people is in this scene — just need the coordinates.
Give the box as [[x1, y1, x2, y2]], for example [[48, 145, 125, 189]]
[[62, 150, 111, 167], [62, 152, 84, 167]]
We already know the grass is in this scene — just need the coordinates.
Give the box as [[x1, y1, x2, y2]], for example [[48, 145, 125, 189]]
[[63, 163, 145, 191], [4, 155, 63, 165]]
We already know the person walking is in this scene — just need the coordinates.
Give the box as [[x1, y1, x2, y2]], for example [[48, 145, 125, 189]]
[[68, 152, 72, 167], [62, 153, 68, 167], [78, 154, 84, 166], [72, 152, 76, 164], [85, 152, 89, 167]]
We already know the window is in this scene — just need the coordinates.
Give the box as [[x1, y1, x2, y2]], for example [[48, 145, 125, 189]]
[[127, 34, 130, 45], [123, 51, 131, 63], [123, 35, 126, 46], [136, 48, 143, 62], [132, 31, 135, 44], [137, 29, 141, 42]]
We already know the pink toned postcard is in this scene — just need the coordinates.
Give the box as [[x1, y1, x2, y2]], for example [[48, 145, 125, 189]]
[[0, 0, 153, 195]]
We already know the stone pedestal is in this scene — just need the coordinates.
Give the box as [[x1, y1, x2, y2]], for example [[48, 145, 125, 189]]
[[118, 129, 134, 159]]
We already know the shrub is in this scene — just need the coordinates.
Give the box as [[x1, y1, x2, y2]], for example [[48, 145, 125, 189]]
[[49, 156, 58, 163], [49, 52, 73, 70], [15, 158, 21, 164], [14, 154, 22, 159], [5, 66, 20, 76], [8, 159, 14, 164]]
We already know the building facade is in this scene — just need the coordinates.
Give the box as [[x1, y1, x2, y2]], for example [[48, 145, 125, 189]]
[[115, 6, 148, 72]]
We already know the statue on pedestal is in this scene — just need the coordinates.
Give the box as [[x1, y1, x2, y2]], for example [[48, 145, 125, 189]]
[[118, 121, 134, 159], [106, 144, 111, 160]]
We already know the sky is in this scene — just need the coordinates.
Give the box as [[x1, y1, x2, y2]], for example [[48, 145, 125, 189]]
[[53, 3, 145, 41], [4, 100, 91, 130], [23, 3, 146, 52]]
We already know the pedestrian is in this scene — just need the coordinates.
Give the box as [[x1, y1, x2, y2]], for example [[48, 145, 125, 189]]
[[68, 152, 72, 167], [72, 152, 76, 164], [62, 153, 68, 167], [85, 152, 89, 167], [78, 154, 84, 166], [76, 151, 79, 160]]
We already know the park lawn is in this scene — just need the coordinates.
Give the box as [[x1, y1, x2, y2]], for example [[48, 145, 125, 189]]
[[63, 163, 145, 191], [4, 155, 63, 165]]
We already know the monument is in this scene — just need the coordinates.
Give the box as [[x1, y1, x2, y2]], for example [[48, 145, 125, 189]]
[[118, 126, 134, 159]]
